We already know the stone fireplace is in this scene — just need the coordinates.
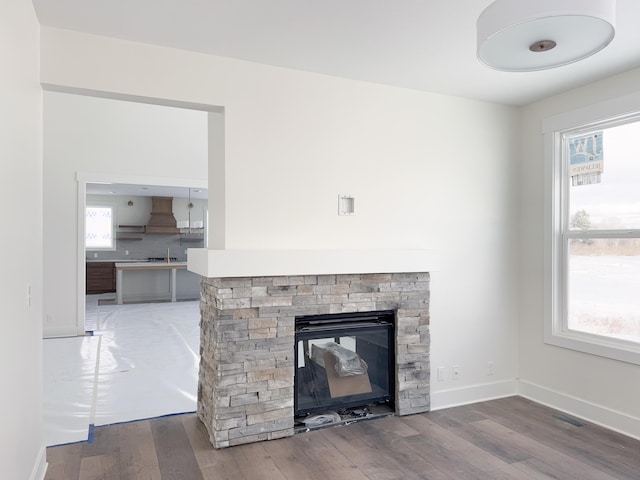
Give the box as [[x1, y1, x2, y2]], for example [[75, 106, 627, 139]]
[[197, 271, 430, 448]]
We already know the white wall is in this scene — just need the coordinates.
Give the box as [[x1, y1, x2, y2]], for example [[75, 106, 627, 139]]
[[43, 92, 208, 337], [0, 2, 46, 479], [519, 68, 640, 436], [40, 28, 521, 406]]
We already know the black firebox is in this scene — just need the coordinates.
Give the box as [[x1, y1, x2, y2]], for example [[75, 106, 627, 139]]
[[294, 310, 395, 416]]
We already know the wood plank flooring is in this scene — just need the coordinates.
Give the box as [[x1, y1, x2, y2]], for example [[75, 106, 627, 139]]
[[44, 396, 640, 480]]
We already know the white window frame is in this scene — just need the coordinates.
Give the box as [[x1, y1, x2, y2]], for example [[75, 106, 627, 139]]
[[543, 91, 640, 366], [85, 203, 116, 251]]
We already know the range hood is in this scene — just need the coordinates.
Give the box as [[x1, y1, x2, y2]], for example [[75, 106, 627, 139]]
[[145, 196, 179, 234]]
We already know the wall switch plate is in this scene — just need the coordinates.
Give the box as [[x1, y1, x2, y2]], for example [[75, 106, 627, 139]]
[[452, 365, 460, 379], [437, 366, 445, 381], [487, 361, 495, 375]]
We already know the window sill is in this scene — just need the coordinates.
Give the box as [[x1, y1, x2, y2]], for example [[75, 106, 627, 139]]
[[545, 328, 640, 366]]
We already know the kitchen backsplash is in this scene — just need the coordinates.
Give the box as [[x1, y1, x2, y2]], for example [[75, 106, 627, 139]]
[[86, 233, 204, 262]]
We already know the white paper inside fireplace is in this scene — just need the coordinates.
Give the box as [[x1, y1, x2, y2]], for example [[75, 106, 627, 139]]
[[298, 337, 356, 368]]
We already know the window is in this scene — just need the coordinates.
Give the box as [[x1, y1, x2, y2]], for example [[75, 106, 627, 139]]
[[86, 205, 115, 250], [546, 101, 640, 365]]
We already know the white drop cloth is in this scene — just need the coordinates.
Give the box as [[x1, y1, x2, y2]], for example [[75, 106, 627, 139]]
[[43, 299, 200, 446]]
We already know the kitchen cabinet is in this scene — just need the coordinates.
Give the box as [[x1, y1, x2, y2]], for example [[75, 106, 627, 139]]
[[86, 261, 116, 294]]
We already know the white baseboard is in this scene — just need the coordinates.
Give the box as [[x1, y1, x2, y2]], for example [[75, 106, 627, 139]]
[[517, 380, 640, 441], [43, 325, 81, 338], [30, 443, 47, 480], [430, 379, 518, 411], [430, 379, 640, 441]]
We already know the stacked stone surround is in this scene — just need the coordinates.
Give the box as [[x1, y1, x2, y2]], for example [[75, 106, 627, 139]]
[[198, 272, 430, 448]]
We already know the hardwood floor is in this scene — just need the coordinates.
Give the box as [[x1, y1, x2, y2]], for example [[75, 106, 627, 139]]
[[44, 396, 640, 480]]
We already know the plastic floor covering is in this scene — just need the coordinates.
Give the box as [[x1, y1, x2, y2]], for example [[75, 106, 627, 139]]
[[43, 296, 200, 447]]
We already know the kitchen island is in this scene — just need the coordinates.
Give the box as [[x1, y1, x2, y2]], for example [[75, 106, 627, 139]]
[[115, 261, 189, 305]]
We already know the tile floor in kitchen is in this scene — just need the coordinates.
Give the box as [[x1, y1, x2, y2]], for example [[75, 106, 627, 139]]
[[43, 295, 200, 446]]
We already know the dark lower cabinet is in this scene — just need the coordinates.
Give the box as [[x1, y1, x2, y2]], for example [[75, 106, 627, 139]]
[[86, 261, 116, 294]]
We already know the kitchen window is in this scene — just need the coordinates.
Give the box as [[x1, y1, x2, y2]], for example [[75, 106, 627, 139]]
[[86, 205, 115, 250], [545, 98, 640, 365]]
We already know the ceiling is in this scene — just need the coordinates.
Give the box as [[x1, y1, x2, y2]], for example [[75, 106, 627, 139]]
[[32, 0, 640, 106]]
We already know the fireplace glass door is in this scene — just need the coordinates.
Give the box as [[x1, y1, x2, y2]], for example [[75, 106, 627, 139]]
[[294, 311, 394, 416]]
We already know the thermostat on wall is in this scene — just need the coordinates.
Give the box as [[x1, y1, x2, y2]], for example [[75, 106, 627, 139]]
[[338, 194, 355, 216]]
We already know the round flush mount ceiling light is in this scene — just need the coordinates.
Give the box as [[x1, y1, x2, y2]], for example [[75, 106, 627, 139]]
[[477, 0, 616, 72]]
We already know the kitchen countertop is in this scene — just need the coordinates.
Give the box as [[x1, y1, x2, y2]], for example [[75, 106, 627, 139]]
[[115, 261, 187, 269], [86, 259, 150, 263]]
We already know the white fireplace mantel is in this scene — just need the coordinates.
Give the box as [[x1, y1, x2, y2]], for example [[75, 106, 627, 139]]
[[187, 248, 440, 278]]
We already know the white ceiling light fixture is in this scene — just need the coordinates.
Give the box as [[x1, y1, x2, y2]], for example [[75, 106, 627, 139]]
[[477, 0, 616, 72]]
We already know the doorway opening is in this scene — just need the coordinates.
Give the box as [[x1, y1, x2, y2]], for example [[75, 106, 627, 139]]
[[43, 90, 221, 446]]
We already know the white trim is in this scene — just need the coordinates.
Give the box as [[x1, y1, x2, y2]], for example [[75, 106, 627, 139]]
[[430, 380, 640, 441], [76, 172, 207, 191], [41, 83, 223, 113], [29, 443, 47, 480], [76, 180, 87, 336], [518, 380, 640, 441], [544, 329, 640, 365], [543, 130, 562, 350], [187, 248, 441, 278], [542, 90, 640, 134], [43, 325, 82, 339], [543, 95, 640, 365], [430, 379, 518, 411]]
